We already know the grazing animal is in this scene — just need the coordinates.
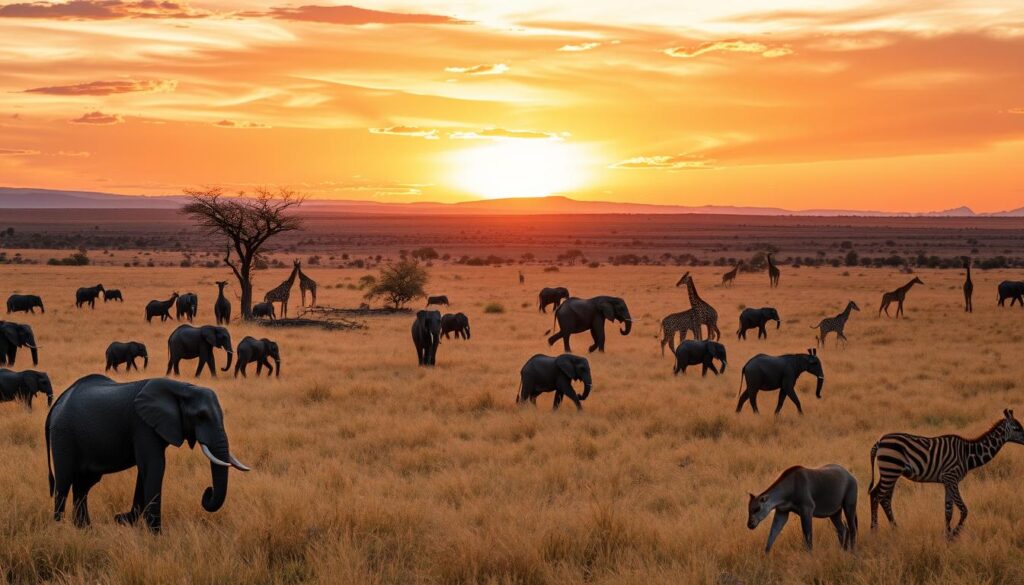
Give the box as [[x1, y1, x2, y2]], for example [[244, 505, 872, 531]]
[[538, 287, 571, 313], [517, 353, 592, 411], [519, 271, 525, 285], [166, 325, 233, 378], [103, 289, 123, 303], [748, 465, 858, 553], [673, 340, 727, 377], [426, 295, 450, 307], [546, 296, 632, 353], [175, 292, 198, 322], [997, 280, 1024, 308], [737, 307, 780, 340], [722, 262, 742, 287], [46, 375, 249, 531], [7, 294, 44, 314], [412, 310, 441, 366], [879, 277, 923, 318], [659, 309, 701, 355], [234, 337, 280, 378], [737, 349, 824, 415], [251, 302, 276, 320], [869, 409, 1024, 538], [214, 281, 231, 325], [297, 263, 317, 308], [145, 292, 179, 323], [105, 342, 149, 372], [263, 260, 300, 319], [811, 301, 860, 347], [767, 254, 780, 288], [0, 321, 39, 366], [962, 258, 973, 313], [676, 272, 721, 340], [440, 312, 471, 340], [75, 284, 105, 309], [0, 368, 52, 408]]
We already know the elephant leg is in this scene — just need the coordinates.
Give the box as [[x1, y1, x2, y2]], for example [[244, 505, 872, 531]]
[[255, 360, 263, 376], [262, 358, 274, 376], [706, 361, 719, 376], [736, 389, 751, 413], [53, 472, 72, 522], [236, 361, 246, 378], [748, 391, 760, 414], [140, 457, 166, 533], [788, 388, 804, 415], [71, 474, 100, 527], [116, 470, 145, 526], [552, 391, 563, 410], [588, 321, 606, 353], [195, 357, 206, 378], [557, 378, 582, 411], [759, 325, 767, 339]]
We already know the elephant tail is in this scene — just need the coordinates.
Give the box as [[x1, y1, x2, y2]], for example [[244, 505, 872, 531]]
[[45, 405, 54, 497]]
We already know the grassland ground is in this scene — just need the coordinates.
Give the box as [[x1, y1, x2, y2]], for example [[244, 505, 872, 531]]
[[1, 262, 1024, 584]]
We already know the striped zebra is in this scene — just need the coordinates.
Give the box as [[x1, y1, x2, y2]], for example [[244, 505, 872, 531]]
[[869, 409, 1024, 537]]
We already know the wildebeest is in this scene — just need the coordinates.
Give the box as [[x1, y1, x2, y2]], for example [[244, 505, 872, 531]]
[[426, 295, 450, 307]]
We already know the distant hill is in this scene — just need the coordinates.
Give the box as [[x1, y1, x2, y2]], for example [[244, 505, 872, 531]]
[[1, 187, 1020, 217]]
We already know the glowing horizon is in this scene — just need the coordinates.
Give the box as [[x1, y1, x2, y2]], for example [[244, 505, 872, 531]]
[[1, 1, 1023, 211]]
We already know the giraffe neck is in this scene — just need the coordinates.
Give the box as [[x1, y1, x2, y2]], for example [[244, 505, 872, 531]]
[[685, 279, 703, 306], [966, 264, 972, 281], [899, 281, 917, 294], [839, 305, 853, 321], [967, 423, 1009, 470]]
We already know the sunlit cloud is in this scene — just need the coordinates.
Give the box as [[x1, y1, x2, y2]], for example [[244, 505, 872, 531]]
[[25, 79, 177, 96], [69, 111, 123, 124], [0, 0, 207, 20], [369, 126, 439, 140], [444, 63, 509, 76], [610, 154, 718, 171], [664, 40, 793, 59], [0, 148, 40, 156], [213, 119, 271, 129], [56, 150, 91, 157], [450, 128, 566, 141], [556, 40, 619, 52], [261, 4, 467, 26]]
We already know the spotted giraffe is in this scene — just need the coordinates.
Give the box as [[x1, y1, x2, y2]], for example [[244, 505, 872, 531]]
[[675, 272, 720, 340], [297, 262, 317, 308], [879, 276, 924, 318], [963, 257, 973, 313], [263, 260, 300, 318], [721, 262, 741, 287], [658, 309, 702, 355], [810, 300, 859, 347], [767, 254, 780, 288]]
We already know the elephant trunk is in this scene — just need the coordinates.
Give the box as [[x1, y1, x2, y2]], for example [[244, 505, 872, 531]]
[[143, 355, 149, 368], [815, 376, 824, 398], [39, 303, 45, 314], [620, 317, 632, 336], [46, 391, 53, 407], [720, 360, 727, 374], [221, 350, 233, 372], [201, 439, 230, 512], [776, 320, 781, 329], [274, 358, 281, 378], [580, 375, 593, 401], [30, 347, 38, 366]]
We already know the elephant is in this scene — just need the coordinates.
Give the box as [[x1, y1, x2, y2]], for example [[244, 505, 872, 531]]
[[538, 287, 570, 313], [234, 337, 281, 378], [105, 341, 149, 372], [412, 310, 441, 366], [252, 302, 276, 320], [440, 312, 471, 340], [176, 292, 199, 322], [6, 294, 44, 314], [75, 284, 105, 309], [45, 374, 250, 531], [546, 296, 632, 353], [737, 349, 825, 415], [145, 292, 179, 323], [737, 307, 781, 340], [997, 281, 1024, 307], [673, 340, 728, 377], [0, 368, 52, 408], [214, 281, 231, 325], [426, 295, 450, 307], [517, 353, 592, 411], [103, 289, 124, 302], [166, 325, 233, 378], [0, 321, 39, 366]]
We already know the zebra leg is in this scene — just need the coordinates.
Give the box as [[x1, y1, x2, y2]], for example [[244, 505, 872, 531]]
[[947, 481, 968, 537], [879, 486, 898, 527]]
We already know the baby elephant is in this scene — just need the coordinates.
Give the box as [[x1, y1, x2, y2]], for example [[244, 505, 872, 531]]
[[0, 368, 53, 408], [234, 337, 281, 378], [738, 349, 824, 415], [105, 341, 149, 372], [517, 353, 592, 411], [748, 464, 858, 553], [103, 289, 123, 302], [251, 302, 276, 320], [440, 312, 471, 340], [737, 307, 780, 340], [673, 340, 727, 377]]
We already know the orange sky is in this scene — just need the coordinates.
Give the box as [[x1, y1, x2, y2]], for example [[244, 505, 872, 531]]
[[1, 0, 1023, 211]]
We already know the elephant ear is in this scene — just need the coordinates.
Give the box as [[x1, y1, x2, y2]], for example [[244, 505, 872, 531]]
[[599, 302, 615, 321], [202, 327, 217, 347], [555, 355, 576, 380], [23, 373, 39, 394], [2, 327, 16, 345], [134, 380, 186, 447]]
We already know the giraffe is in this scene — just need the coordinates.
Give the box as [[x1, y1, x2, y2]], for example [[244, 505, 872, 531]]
[[810, 300, 860, 347], [879, 277, 924, 318], [767, 254, 780, 288], [297, 262, 317, 308], [721, 262, 742, 287], [963, 257, 973, 313], [263, 260, 300, 319], [675, 272, 721, 340], [659, 309, 702, 355]]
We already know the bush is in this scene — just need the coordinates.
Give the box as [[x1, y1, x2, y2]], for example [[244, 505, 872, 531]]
[[363, 260, 428, 309], [484, 302, 505, 314], [543, 266, 560, 272], [47, 252, 90, 266]]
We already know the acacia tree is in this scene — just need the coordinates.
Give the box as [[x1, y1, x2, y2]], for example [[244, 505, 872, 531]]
[[363, 260, 428, 309], [181, 187, 304, 319]]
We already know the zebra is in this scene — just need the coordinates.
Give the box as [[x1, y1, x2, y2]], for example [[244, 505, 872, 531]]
[[962, 257, 973, 313], [869, 409, 1024, 538], [767, 254, 780, 288], [721, 262, 741, 287], [658, 309, 701, 355], [879, 276, 923, 318], [810, 301, 859, 347]]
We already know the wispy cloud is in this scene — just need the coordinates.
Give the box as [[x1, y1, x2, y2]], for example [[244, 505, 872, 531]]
[[368, 125, 439, 140], [0, 148, 40, 156], [69, 111, 123, 124], [610, 154, 718, 171], [213, 119, 271, 129], [557, 39, 619, 52], [0, 0, 206, 20], [56, 150, 91, 157], [665, 40, 792, 59], [444, 63, 509, 76], [26, 79, 177, 96], [261, 4, 466, 26], [449, 128, 565, 141]]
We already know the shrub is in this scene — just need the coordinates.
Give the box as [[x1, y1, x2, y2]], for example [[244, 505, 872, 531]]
[[484, 302, 505, 314], [543, 266, 560, 272], [363, 260, 428, 309]]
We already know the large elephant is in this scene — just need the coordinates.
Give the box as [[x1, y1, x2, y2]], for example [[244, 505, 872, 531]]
[[0, 368, 52, 408], [546, 296, 632, 353], [997, 281, 1024, 307], [538, 287, 570, 313], [105, 341, 149, 372], [251, 302, 276, 320], [75, 284, 105, 309], [166, 325, 233, 377], [673, 340, 727, 377], [6, 294, 44, 314], [412, 310, 441, 366], [440, 312, 471, 340], [176, 293, 199, 322], [0, 321, 39, 366], [234, 336, 280, 378], [46, 375, 249, 531], [737, 307, 781, 340], [737, 349, 825, 415], [517, 353, 592, 410]]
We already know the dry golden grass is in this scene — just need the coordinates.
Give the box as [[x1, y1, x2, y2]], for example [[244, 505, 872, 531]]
[[2, 262, 1024, 584]]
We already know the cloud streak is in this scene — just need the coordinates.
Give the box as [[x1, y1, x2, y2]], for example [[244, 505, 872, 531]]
[[445, 63, 509, 76], [665, 40, 792, 59], [0, 0, 206, 20], [369, 126, 439, 140], [213, 119, 271, 129], [610, 154, 718, 171], [0, 148, 40, 156], [69, 111, 124, 124], [262, 5, 465, 26], [449, 128, 565, 141], [26, 79, 177, 96]]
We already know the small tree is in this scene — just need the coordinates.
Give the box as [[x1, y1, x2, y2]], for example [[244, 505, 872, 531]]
[[181, 187, 304, 319], [364, 260, 428, 309]]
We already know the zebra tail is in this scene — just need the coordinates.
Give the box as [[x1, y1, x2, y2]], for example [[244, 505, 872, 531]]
[[868, 441, 879, 492]]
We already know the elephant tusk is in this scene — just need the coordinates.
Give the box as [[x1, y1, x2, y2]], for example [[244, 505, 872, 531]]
[[228, 454, 251, 472], [201, 443, 231, 467], [25, 344, 39, 349]]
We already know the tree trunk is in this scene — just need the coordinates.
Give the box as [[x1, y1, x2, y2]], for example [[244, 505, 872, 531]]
[[240, 279, 253, 320]]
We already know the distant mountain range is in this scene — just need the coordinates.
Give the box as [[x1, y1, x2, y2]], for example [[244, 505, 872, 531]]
[[1, 187, 1022, 217]]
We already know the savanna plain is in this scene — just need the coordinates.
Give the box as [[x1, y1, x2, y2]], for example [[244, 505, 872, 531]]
[[2, 262, 1024, 585]]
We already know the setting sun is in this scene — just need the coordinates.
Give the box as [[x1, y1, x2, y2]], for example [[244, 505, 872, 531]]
[[447, 140, 589, 199]]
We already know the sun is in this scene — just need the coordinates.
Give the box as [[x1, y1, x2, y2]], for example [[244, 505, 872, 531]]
[[448, 140, 588, 199]]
